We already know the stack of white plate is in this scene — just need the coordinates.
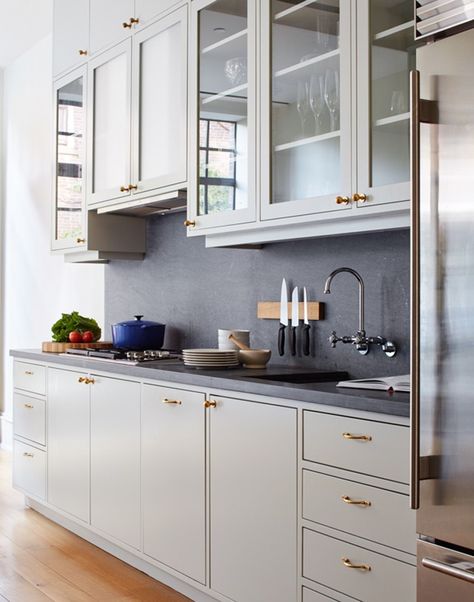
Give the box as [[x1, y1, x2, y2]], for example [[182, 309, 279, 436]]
[[182, 349, 239, 368]]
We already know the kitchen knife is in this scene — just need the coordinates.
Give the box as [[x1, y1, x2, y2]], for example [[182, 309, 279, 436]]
[[291, 287, 299, 356], [278, 278, 288, 356], [303, 287, 311, 356]]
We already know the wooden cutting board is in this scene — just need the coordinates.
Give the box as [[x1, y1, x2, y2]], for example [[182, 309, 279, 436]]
[[42, 341, 113, 353]]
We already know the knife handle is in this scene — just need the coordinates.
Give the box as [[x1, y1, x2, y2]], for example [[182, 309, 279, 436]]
[[290, 327, 297, 356], [302, 324, 310, 356], [278, 325, 286, 356]]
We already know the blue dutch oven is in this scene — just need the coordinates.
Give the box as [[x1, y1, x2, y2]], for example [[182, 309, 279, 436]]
[[111, 315, 166, 350]]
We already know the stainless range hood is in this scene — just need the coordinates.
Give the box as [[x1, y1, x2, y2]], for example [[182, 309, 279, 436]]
[[96, 188, 187, 217]]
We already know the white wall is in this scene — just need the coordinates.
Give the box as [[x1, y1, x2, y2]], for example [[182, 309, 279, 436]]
[[0, 35, 105, 447]]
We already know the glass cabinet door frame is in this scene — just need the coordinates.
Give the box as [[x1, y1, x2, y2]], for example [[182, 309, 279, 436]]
[[260, 0, 353, 221], [51, 65, 87, 252], [131, 5, 188, 197], [355, 0, 411, 210], [87, 39, 132, 206], [187, 0, 258, 232]]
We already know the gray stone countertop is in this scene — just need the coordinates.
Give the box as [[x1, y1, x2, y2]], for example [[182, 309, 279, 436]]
[[10, 350, 410, 418]]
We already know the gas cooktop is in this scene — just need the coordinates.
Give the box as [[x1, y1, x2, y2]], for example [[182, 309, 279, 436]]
[[63, 347, 181, 365]]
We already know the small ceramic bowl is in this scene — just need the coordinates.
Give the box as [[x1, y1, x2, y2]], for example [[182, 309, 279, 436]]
[[239, 349, 271, 369]]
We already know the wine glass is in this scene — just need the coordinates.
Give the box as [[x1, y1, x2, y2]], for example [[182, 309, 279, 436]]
[[315, 14, 330, 55], [296, 80, 310, 137], [324, 69, 340, 131], [309, 74, 326, 135]]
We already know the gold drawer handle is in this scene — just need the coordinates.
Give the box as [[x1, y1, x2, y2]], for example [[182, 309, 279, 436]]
[[342, 557, 371, 572], [342, 432, 372, 442], [23, 452, 34, 458], [24, 370, 34, 376], [24, 403, 34, 409], [341, 495, 371, 507], [162, 398, 182, 405], [204, 400, 217, 409]]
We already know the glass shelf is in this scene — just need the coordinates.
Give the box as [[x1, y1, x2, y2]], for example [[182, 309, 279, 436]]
[[201, 28, 247, 55], [274, 129, 340, 152], [374, 112, 410, 128], [373, 20, 415, 50], [201, 83, 248, 106]]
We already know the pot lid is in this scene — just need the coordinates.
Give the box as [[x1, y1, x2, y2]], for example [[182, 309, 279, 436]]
[[113, 315, 164, 328]]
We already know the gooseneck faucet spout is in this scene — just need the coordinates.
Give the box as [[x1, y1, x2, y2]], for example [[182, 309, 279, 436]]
[[324, 267, 365, 334]]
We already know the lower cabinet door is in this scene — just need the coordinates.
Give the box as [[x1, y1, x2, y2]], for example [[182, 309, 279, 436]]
[[90, 375, 140, 549], [142, 384, 206, 584], [48, 368, 90, 521], [13, 440, 46, 499], [209, 397, 297, 602]]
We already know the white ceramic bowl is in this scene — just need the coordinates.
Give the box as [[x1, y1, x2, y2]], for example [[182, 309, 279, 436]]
[[238, 349, 271, 369]]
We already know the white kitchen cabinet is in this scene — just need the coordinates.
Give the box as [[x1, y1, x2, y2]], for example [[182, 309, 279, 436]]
[[90, 0, 135, 56], [209, 396, 297, 602], [13, 393, 46, 447], [142, 384, 206, 583], [48, 368, 90, 522], [90, 375, 141, 549], [13, 440, 46, 500], [53, 0, 89, 77], [187, 0, 258, 232], [135, 0, 183, 26]]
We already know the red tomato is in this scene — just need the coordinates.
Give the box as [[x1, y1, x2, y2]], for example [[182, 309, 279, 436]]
[[81, 331, 95, 343], [69, 331, 83, 343]]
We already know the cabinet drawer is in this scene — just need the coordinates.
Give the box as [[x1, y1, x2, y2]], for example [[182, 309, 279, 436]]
[[303, 587, 340, 601], [303, 411, 409, 483], [13, 440, 46, 500], [14, 361, 46, 396], [303, 470, 415, 554], [13, 393, 46, 446], [303, 529, 416, 602]]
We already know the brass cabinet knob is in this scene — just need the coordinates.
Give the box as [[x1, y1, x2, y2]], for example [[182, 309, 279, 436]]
[[23, 452, 34, 458], [184, 219, 196, 228], [122, 17, 139, 28], [204, 399, 217, 409], [24, 403, 34, 409], [336, 196, 351, 205], [120, 185, 131, 192], [162, 398, 182, 405], [341, 557, 371, 572], [86, 378, 95, 385], [78, 376, 87, 383], [341, 495, 371, 507], [78, 49, 88, 56], [76, 238, 86, 244], [342, 432, 372, 442], [24, 370, 34, 376], [129, 184, 138, 190], [352, 192, 368, 203]]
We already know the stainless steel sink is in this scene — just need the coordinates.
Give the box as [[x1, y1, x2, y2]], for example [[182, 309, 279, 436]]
[[243, 371, 349, 384]]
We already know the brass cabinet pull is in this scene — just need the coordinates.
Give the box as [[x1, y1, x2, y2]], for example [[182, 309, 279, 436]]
[[341, 557, 371, 571], [352, 192, 368, 203], [78, 376, 87, 383], [120, 185, 131, 192], [76, 237, 86, 244], [341, 495, 371, 507], [162, 398, 182, 405], [204, 400, 217, 409], [184, 219, 196, 228], [78, 49, 88, 56], [129, 184, 138, 191], [336, 196, 351, 205], [23, 452, 34, 458], [86, 378, 95, 385], [24, 403, 34, 409], [122, 17, 139, 28], [24, 370, 34, 376], [342, 432, 372, 442]]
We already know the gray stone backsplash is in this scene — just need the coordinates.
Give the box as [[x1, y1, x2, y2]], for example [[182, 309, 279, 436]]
[[105, 213, 410, 379]]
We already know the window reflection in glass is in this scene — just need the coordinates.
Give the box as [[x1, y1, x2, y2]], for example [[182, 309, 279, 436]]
[[56, 77, 84, 241]]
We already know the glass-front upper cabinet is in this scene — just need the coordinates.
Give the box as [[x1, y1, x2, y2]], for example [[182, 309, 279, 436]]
[[356, 0, 414, 208], [52, 67, 86, 251], [187, 0, 257, 231], [260, 0, 352, 221]]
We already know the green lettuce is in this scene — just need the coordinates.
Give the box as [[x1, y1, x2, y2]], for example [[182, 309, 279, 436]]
[[51, 311, 101, 342]]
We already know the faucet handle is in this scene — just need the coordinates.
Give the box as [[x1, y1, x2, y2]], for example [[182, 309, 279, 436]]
[[329, 331, 341, 348]]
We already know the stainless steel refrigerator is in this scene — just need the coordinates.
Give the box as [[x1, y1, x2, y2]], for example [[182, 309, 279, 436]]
[[411, 6, 474, 600]]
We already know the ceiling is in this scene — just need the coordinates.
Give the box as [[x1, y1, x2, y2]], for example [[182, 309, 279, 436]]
[[0, 0, 52, 69]]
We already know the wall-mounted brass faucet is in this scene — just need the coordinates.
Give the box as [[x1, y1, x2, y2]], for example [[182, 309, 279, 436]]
[[323, 267, 396, 357]]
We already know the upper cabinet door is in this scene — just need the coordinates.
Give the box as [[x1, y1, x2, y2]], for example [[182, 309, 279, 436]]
[[355, 0, 413, 208], [131, 5, 188, 196], [90, 0, 135, 55], [260, 0, 353, 221], [88, 40, 132, 205], [52, 67, 87, 252], [187, 0, 257, 232], [135, 0, 183, 27], [53, 0, 89, 77]]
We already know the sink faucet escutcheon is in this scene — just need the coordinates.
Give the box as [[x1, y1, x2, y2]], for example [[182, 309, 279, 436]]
[[323, 267, 397, 358]]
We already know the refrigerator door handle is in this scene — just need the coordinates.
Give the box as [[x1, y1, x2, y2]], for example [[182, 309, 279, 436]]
[[422, 557, 474, 585], [410, 69, 421, 511]]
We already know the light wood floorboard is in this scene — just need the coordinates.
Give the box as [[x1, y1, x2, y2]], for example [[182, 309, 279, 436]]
[[0, 449, 191, 602]]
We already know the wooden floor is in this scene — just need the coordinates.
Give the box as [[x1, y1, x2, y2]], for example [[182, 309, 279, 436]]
[[0, 449, 191, 601]]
